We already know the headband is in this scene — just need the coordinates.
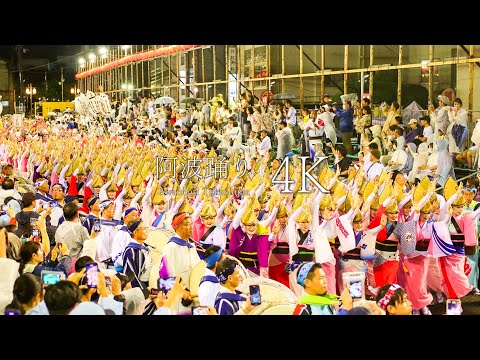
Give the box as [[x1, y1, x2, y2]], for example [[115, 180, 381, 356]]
[[87, 196, 99, 208], [127, 219, 142, 235], [52, 183, 66, 192], [35, 179, 48, 188], [122, 207, 137, 219], [204, 249, 223, 267], [99, 199, 114, 211], [171, 213, 189, 230], [377, 284, 401, 311], [217, 262, 237, 283], [296, 261, 315, 287]]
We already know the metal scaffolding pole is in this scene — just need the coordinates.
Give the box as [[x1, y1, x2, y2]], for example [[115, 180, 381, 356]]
[[344, 45, 348, 95], [321, 45, 325, 99], [397, 45, 403, 105], [299, 45, 304, 109], [428, 45, 434, 103], [369, 45, 374, 100]]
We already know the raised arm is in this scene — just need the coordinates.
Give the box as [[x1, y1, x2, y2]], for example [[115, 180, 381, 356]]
[[216, 197, 231, 224], [99, 180, 112, 201]]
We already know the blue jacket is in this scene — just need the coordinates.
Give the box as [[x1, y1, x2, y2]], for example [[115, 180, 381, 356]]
[[335, 108, 354, 133]]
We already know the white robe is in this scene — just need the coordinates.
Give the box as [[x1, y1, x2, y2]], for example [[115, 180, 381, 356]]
[[160, 236, 201, 314]]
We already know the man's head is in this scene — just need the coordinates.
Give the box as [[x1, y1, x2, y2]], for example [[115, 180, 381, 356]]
[[123, 208, 139, 225], [44, 281, 82, 315], [408, 118, 418, 129], [171, 212, 193, 240], [419, 115, 430, 127], [35, 178, 50, 194], [337, 146, 347, 159], [296, 262, 327, 296], [261, 130, 268, 139], [204, 245, 224, 271], [361, 97, 371, 107], [100, 200, 115, 220], [87, 196, 100, 213], [1, 177, 14, 190], [64, 202, 79, 222], [2, 164, 13, 177], [128, 219, 148, 242], [216, 257, 242, 288], [21, 191, 37, 209], [52, 183, 66, 201], [370, 149, 381, 162]]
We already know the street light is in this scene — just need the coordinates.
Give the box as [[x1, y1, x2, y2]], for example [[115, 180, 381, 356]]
[[25, 84, 36, 115], [70, 85, 80, 98]]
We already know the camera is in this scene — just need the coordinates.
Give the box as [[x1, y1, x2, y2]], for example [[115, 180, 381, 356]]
[[85, 263, 99, 288], [157, 277, 176, 295], [93, 219, 101, 232], [342, 271, 365, 304], [446, 299, 462, 315], [41, 270, 65, 286], [249, 284, 262, 305], [192, 306, 209, 315]]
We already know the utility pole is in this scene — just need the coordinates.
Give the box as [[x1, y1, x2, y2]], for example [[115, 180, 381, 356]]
[[61, 66, 64, 102]]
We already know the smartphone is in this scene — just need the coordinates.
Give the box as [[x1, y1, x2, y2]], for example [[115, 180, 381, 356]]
[[249, 284, 262, 306], [85, 263, 99, 288], [192, 306, 209, 315], [157, 276, 176, 295], [342, 271, 366, 303], [41, 270, 66, 286], [32, 228, 40, 237], [104, 276, 112, 288], [446, 299, 462, 315], [4, 309, 20, 316], [93, 219, 101, 232], [150, 288, 159, 296]]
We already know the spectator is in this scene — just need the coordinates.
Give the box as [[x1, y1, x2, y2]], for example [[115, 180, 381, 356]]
[[0, 178, 21, 205], [375, 284, 412, 315], [55, 202, 91, 259], [214, 257, 258, 315], [197, 245, 224, 308], [333, 101, 355, 155], [292, 262, 352, 315], [18, 240, 73, 278], [416, 115, 433, 143], [5, 273, 44, 315], [405, 118, 423, 146]]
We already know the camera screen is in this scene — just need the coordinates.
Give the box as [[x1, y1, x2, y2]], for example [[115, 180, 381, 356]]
[[157, 277, 176, 294], [348, 280, 363, 299], [42, 272, 63, 285], [32, 229, 40, 237], [85, 263, 99, 288], [447, 300, 462, 315], [192, 306, 209, 315], [93, 220, 101, 232], [249, 285, 262, 305]]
